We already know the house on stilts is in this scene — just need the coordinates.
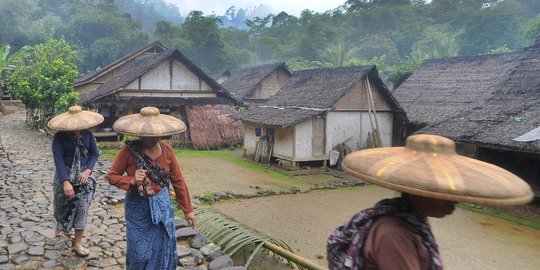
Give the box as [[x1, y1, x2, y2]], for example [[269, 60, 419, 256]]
[[74, 41, 242, 150], [234, 66, 407, 168]]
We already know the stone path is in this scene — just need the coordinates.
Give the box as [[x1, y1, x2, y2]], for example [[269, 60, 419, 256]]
[[0, 105, 243, 270]]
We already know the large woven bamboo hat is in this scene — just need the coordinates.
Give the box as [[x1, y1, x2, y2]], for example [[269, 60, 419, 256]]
[[113, 106, 186, 137], [342, 134, 533, 206], [47, 105, 104, 131]]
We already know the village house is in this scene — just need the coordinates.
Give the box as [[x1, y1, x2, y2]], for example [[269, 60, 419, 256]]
[[218, 62, 293, 106], [393, 38, 540, 197], [74, 41, 242, 150], [234, 66, 407, 167]]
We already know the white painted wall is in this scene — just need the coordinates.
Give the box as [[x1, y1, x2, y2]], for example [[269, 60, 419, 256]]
[[140, 61, 170, 90], [125, 79, 138, 90], [294, 120, 313, 160], [273, 127, 294, 159], [243, 125, 258, 155], [326, 111, 393, 154], [326, 111, 361, 154], [172, 61, 212, 91]]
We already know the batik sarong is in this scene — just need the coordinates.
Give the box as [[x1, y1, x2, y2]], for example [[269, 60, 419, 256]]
[[125, 187, 177, 270], [53, 138, 96, 232]]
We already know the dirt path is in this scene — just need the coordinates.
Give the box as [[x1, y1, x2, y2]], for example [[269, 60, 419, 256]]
[[213, 186, 540, 270], [178, 156, 341, 197]]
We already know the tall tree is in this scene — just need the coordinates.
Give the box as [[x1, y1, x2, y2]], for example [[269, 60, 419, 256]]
[[7, 39, 79, 127]]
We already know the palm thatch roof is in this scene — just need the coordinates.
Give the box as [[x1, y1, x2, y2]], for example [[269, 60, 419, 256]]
[[220, 62, 292, 102], [76, 41, 167, 86], [393, 52, 520, 125], [186, 104, 243, 150], [78, 49, 225, 104], [419, 38, 540, 152], [234, 66, 403, 127]]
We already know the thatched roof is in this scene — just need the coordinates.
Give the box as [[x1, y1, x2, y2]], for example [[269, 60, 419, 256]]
[[76, 41, 167, 86], [234, 66, 403, 127], [88, 96, 233, 108], [393, 52, 520, 124], [418, 38, 540, 152], [220, 62, 292, 102], [186, 104, 243, 150], [78, 49, 225, 104]]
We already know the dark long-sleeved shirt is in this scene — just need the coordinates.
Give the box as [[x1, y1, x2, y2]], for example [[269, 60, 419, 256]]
[[52, 130, 99, 182]]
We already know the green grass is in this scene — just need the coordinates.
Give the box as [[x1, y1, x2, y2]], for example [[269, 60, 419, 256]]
[[100, 146, 293, 180], [99, 148, 120, 160], [459, 204, 540, 230], [173, 148, 292, 180]]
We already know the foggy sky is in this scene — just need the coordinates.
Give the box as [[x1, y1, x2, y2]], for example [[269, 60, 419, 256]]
[[163, 0, 347, 16]]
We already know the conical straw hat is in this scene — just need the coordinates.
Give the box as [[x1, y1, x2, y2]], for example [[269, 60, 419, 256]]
[[342, 134, 533, 206], [113, 107, 186, 137], [47, 106, 104, 131]]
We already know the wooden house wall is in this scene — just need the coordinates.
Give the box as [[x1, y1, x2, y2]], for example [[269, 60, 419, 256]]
[[75, 83, 102, 96], [243, 125, 294, 160], [243, 125, 258, 154], [119, 59, 216, 98], [326, 111, 393, 153], [334, 78, 392, 111], [294, 119, 316, 161], [247, 69, 291, 100], [273, 126, 294, 159]]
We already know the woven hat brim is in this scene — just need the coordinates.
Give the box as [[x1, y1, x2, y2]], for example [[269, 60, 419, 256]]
[[342, 148, 534, 207], [47, 111, 104, 131], [113, 114, 186, 137]]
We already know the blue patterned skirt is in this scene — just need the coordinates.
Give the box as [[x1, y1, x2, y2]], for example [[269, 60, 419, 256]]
[[125, 187, 178, 270]]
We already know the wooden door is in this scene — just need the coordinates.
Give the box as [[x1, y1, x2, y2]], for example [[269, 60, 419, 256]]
[[312, 118, 325, 156]]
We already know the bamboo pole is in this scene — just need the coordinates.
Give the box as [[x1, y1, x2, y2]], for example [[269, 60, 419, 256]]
[[365, 77, 382, 147], [264, 241, 328, 270]]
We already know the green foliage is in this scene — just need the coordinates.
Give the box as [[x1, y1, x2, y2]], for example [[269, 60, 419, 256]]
[[526, 13, 540, 40], [1, 0, 538, 80], [388, 54, 423, 90], [195, 207, 297, 268], [6, 38, 79, 122], [488, 44, 514, 54], [411, 25, 460, 59]]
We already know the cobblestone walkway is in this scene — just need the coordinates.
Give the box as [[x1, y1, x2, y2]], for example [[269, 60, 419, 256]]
[[0, 107, 127, 269], [1, 106, 245, 270]]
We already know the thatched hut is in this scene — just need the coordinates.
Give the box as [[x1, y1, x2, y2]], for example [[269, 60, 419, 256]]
[[393, 52, 520, 133], [219, 62, 292, 105], [74, 41, 242, 149], [394, 37, 540, 197], [234, 66, 406, 167]]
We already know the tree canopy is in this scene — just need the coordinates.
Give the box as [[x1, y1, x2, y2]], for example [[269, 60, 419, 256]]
[[0, 0, 539, 88]]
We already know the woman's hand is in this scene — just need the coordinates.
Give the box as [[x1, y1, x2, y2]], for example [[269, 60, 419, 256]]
[[80, 169, 91, 185], [185, 212, 197, 228], [63, 181, 75, 200], [134, 169, 147, 184]]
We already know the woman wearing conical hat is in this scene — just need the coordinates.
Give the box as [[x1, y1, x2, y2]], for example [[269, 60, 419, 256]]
[[106, 107, 196, 269], [48, 105, 104, 257], [327, 134, 533, 270]]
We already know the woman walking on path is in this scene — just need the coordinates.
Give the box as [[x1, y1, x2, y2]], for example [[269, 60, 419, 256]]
[[48, 105, 103, 257], [327, 134, 533, 270], [107, 106, 196, 270]]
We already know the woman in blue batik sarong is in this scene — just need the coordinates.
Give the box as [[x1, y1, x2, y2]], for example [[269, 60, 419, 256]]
[[48, 105, 104, 257], [106, 107, 196, 270]]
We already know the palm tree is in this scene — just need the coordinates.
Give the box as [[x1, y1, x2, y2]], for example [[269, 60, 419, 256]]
[[0, 45, 12, 99]]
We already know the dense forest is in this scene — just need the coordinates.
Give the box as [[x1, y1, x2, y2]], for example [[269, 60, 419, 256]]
[[1, 0, 540, 88]]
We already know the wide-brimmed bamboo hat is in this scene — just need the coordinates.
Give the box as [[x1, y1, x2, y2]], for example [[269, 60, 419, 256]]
[[47, 105, 104, 131], [342, 134, 533, 206], [113, 106, 186, 137]]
